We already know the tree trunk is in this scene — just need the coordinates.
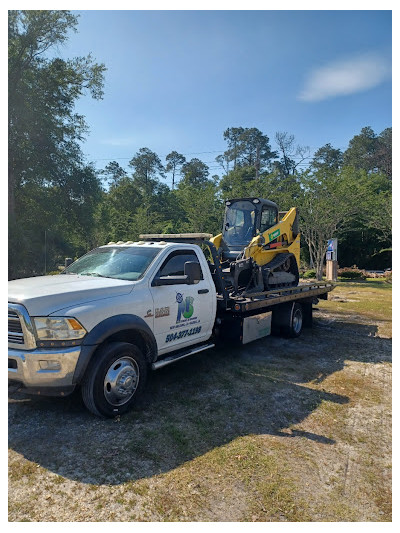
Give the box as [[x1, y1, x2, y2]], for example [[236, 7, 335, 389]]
[[316, 251, 325, 281], [308, 242, 314, 268]]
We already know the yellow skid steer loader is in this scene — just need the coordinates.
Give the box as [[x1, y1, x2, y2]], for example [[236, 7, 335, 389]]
[[210, 197, 300, 294]]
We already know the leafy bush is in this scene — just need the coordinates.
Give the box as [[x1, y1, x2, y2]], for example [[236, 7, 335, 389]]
[[302, 269, 316, 279], [337, 266, 366, 280], [385, 271, 392, 284], [367, 271, 386, 278]]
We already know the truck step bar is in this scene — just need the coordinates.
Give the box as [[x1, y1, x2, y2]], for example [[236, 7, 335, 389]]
[[152, 342, 215, 370]]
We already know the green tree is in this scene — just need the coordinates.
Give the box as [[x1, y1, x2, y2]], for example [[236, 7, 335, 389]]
[[175, 182, 223, 235], [8, 10, 106, 278], [219, 167, 260, 199], [375, 127, 392, 179], [129, 147, 165, 195], [100, 161, 127, 188], [218, 127, 277, 175], [165, 151, 186, 189], [296, 168, 374, 279], [220, 127, 244, 170], [310, 143, 343, 173], [8, 10, 105, 222], [179, 158, 210, 188], [96, 176, 142, 243], [343, 126, 391, 176], [127, 147, 171, 230]]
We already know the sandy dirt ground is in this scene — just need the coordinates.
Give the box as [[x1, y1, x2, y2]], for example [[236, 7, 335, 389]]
[[8, 283, 391, 522]]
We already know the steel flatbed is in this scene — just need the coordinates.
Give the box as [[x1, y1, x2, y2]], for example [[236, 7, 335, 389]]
[[220, 281, 335, 313]]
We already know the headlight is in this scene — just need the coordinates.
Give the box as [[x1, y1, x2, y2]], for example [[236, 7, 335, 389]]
[[33, 317, 87, 341]]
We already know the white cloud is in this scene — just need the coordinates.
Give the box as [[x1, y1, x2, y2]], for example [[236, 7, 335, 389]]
[[298, 53, 391, 102]]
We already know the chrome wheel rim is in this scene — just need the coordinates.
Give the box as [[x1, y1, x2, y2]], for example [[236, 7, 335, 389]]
[[293, 308, 302, 334], [103, 356, 139, 406]]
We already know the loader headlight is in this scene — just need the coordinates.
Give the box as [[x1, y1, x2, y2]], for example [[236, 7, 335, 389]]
[[33, 317, 87, 341]]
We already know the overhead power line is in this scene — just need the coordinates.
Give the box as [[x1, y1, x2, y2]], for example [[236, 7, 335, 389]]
[[89, 145, 350, 167], [89, 149, 227, 162]]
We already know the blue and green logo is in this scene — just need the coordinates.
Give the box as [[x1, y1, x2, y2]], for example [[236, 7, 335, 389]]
[[176, 293, 194, 322]]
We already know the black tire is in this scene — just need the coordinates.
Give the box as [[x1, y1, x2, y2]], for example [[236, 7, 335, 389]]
[[81, 342, 148, 418], [281, 302, 303, 338]]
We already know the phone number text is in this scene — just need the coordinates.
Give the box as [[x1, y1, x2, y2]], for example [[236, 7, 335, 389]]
[[166, 326, 202, 343]]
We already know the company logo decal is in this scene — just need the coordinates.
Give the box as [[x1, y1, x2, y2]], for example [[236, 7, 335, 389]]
[[176, 293, 194, 322], [269, 229, 281, 242], [168, 292, 200, 332]]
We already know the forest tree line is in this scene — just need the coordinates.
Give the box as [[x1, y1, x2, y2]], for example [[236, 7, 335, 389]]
[[8, 10, 392, 280]]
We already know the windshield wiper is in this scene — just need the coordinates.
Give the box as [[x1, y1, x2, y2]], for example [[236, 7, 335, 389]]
[[80, 272, 111, 278]]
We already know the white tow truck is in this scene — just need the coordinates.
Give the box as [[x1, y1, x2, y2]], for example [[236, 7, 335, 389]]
[[8, 235, 334, 417]]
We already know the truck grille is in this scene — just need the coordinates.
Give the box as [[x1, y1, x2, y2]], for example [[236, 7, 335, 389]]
[[8, 304, 36, 349], [8, 310, 24, 344]]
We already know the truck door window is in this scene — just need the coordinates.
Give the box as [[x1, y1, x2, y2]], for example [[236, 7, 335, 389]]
[[157, 250, 204, 280]]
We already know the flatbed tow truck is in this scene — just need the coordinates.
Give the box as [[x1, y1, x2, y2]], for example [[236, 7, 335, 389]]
[[8, 234, 334, 417]]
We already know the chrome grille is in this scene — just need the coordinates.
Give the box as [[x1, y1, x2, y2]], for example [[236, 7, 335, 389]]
[[8, 310, 24, 344], [8, 318, 23, 333], [8, 304, 36, 349]]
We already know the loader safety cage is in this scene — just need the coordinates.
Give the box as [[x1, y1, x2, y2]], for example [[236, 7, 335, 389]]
[[139, 234, 335, 313]]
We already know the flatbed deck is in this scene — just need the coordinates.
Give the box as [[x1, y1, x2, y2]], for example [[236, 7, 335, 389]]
[[220, 281, 335, 313]]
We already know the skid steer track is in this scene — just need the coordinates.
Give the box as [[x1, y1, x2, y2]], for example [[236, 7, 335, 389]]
[[262, 253, 299, 291]]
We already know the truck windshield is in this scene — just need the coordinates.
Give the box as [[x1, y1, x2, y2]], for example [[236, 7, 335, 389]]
[[63, 246, 161, 281], [223, 200, 256, 247]]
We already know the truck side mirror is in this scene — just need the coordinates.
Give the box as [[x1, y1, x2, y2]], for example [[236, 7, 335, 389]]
[[184, 261, 201, 284]]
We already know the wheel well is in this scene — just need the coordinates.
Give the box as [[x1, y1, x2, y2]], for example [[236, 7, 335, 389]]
[[97, 329, 155, 364]]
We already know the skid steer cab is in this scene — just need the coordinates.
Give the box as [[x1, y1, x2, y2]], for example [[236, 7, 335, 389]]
[[210, 197, 301, 294], [221, 198, 279, 260]]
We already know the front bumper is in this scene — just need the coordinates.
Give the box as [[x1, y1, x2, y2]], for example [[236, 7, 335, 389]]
[[8, 346, 81, 389]]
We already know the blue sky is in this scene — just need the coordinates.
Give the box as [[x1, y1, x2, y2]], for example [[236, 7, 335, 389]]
[[59, 10, 392, 183]]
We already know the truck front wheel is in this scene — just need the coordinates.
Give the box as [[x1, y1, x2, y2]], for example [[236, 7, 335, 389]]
[[81, 342, 148, 418]]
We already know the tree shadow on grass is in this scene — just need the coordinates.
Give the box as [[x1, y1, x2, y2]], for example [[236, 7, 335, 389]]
[[8, 319, 391, 485]]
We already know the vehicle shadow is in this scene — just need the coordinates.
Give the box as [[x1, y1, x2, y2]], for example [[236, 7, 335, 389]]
[[8, 317, 391, 485]]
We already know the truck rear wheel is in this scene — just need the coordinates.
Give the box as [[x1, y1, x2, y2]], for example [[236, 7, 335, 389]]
[[81, 342, 148, 418], [272, 302, 303, 338]]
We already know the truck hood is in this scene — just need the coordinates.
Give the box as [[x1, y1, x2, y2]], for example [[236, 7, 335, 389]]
[[8, 274, 135, 316]]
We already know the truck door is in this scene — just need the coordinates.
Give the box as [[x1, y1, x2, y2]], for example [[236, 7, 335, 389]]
[[149, 248, 214, 355]]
